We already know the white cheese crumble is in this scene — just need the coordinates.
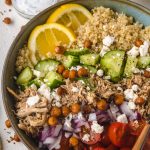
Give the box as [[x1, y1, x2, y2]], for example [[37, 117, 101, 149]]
[[52, 91, 60, 101], [91, 121, 104, 134], [139, 41, 150, 57], [38, 84, 51, 101], [132, 68, 141, 74], [97, 69, 104, 77], [117, 114, 128, 123], [77, 112, 85, 120], [82, 134, 90, 142], [132, 84, 139, 92], [88, 113, 97, 121], [124, 89, 137, 100], [33, 69, 44, 78], [70, 66, 77, 71], [103, 35, 115, 47], [26, 95, 40, 107], [117, 87, 123, 92], [127, 46, 139, 57], [76, 66, 82, 71], [71, 87, 79, 93], [146, 68, 150, 72], [128, 101, 136, 110], [48, 66, 55, 71], [100, 45, 110, 57], [30, 84, 37, 90]]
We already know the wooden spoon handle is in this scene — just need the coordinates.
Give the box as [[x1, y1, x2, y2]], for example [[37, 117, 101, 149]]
[[132, 124, 150, 150]]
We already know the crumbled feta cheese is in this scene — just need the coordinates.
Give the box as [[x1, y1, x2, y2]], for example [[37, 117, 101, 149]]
[[33, 69, 44, 78], [77, 112, 85, 120], [55, 101, 62, 107], [103, 35, 115, 47], [88, 113, 97, 121], [117, 87, 123, 92], [52, 91, 60, 101], [86, 86, 90, 91], [104, 76, 111, 80], [132, 68, 141, 74], [76, 66, 82, 71], [132, 84, 139, 92], [128, 101, 136, 110], [91, 121, 104, 134], [124, 89, 136, 100], [127, 46, 139, 57], [100, 45, 110, 57], [139, 41, 150, 57], [30, 84, 37, 90], [38, 84, 51, 101], [82, 134, 90, 142], [48, 66, 55, 71], [117, 114, 128, 123], [26, 95, 40, 107], [97, 69, 104, 77], [70, 66, 77, 71], [72, 87, 79, 93]]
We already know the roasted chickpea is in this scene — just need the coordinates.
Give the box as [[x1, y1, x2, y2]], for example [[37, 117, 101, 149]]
[[62, 70, 70, 79], [14, 134, 20, 142], [84, 39, 92, 48], [144, 70, 150, 78], [69, 136, 79, 146], [114, 94, 124, 105], [3, 17, 11, 24], [78, 68, 88, 77], [69, 70, 77, 80], [135, 39, 143, 47], [51, 106, 61, 117], [57, 87, 67, 96], [48, 116, 58, 126], [5, 119, 11, 128], [135, 97, 145, 105], [55, 46, 65, 54], [97, 99, 107, 110], [62, 106, 70, 117], [57, 65, 65, 74], [71, 103, 80, 114]]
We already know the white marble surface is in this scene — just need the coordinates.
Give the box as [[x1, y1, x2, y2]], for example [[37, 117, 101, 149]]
[[0, 0, 150, 150]]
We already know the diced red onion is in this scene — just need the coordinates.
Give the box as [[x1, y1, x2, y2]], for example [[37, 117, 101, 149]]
[[40, 126, 52, 141], [88, 113, 97, 121], [65, 132, 72, 138], [107, 109, 116, 121], [53, 125, 62, 137], [74, 128, 81, 133], [63, 124, 73, 132], [76, 120, 86, 128], [43, 137, 56, 145], [73, 133, 79, 139]]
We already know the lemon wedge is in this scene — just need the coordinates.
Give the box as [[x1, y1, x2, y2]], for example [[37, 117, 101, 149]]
[[47, 4, 93, 31], [28, 23, 76, 64]]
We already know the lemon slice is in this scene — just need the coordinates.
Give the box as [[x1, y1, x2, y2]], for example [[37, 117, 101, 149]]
[[28, 23, 76, 64], [47, 4, 93, 31]]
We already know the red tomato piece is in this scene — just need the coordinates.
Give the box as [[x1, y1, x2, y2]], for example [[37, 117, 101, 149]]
[[106, 144, 119, 150], [120, 147, 131, 150]]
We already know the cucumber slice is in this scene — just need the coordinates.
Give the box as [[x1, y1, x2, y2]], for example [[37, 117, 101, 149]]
[[35, 59, 59, 74], [80, 53, 100, 66], [44, 71, 64, 89], [63, 55, 79, 68], [137, 56, 150, 69], [64, 48, 89, 56], [100, 50, 125, 82], [124, 56, 138, 77], [28, 78, 43, 88], [82, 65, 97, 74], [17, 67, 33, 85]]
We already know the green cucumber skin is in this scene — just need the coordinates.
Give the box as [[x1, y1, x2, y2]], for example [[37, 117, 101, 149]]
[[82, 65, 97, 74], [17, 67, 33, 85], [137, 56, 150, 69], [124, 56, 138, 78], [35, 59, 59, 73], [80, 54, 100, 66], [100, 50, 125, 82], [64, 48, 90, 56], [28, 78, 43, 88]]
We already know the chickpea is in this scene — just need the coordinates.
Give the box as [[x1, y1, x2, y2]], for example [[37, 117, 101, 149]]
[[71, 103, 81, 114], [135, 97, 145, 105], [62, 70, 70, 79], [69, 136, 78, 146], [114, 94, 124, 105], [55, 46, 65, 54], [14, 134, 20, 142], [84, 39, 92, 48], [62, 106, 70, 117], [57, 65, 65, 74], [69, 70, 77, 80], [5, 119, 11, 128], [48, 116, 58, 126], [144, 70, 150, 78], [51, 106, 61, 117], [78, 68, 88, 77], [57, 87, 67, 96], [3, 17, 11, 24], [97, 99, 107, 110], [135, 39, 143, 47]]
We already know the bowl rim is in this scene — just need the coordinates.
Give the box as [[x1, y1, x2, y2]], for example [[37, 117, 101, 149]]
[[1, 0, 150, 149]]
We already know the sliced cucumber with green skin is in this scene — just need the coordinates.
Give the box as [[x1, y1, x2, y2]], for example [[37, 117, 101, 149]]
[[44, 71, 64, 89], [64, 48, 90, 56], [63, 55, 79, 68], [35, 59, 59, 74], [80, 53, 100, 66], [17, 67, 33, 85], [100, 50, 125, 82], [124, 56, 138, 77], [137, 56, 150, 69], [82, 65, 97, 74], [28, 78, 43, 88]]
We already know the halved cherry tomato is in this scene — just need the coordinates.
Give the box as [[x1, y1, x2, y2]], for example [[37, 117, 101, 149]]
[[106, 144, 119, 150], [93, 147, 105, 150], [120, 147, 131, 150], [108, 122, 130, 147]]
